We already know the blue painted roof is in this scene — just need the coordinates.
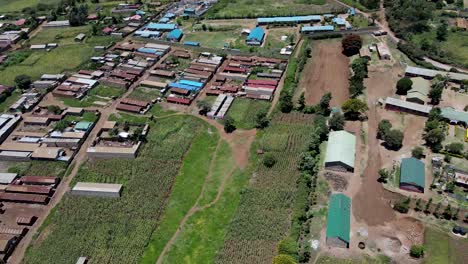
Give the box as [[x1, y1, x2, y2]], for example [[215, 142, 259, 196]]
[[301, 25, 334, 32], [168, 82, 201, 91], [257, 15, 321, 24], [137, 47, 158, 54], [247, 27, 265, 42], [136, 10, 146, 15], [332, 17, 346, 25], [167, 29, 183, 40], [159, 17, 170, 23], [184, 8, 195, 12], [145, 23, 176, 31], [179, 79, 203, 88], [184, 41, 200, 46], [348, 8, 356, 16]]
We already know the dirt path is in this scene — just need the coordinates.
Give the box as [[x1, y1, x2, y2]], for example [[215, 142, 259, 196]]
[[302, 40, 349, 107]]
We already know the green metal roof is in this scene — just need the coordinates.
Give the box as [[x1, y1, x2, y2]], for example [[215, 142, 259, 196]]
[[400, 157, 425, 188], [441, 107, 468, 124], [75, 121, 93, 131], [326, 193, 351, 243], [407, 77, 430, 102], [324, 131, 356, 168]]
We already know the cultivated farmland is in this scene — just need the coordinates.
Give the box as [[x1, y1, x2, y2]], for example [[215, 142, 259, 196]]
[[24, 115, 218, 264]]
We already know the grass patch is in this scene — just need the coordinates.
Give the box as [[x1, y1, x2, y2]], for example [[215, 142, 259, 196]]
[[8, 161, 68, 178], [25, 115, 217, 264], [423, 227, 468, 264], [316, 255, 392, 264], [0, 0, 60, 13], [226, 98, 270, 129], [128, 87, 161, 102], [183, 31, 242, 49], [89, 85, 126, 99], [0, 90, 22, 113]]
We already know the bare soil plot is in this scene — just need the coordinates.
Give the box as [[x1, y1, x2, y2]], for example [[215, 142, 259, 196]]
[[300, 40, 350, 107]]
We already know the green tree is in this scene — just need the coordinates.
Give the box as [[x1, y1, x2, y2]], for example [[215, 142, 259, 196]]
[[341, 34, 362, 56], [396, 77, 413, 95], [54, 120, 70, 132], [277, 237, 298, 258], [377, 119, 392, 139], [410, 245, 425, 258], [384, 129, 404, 150], [341, 99, 368, 120], [411, 147, 424, 159], [196, 100, 211, 115], [415, 198, 422, 211], [429, 82, 444, 105], [329, 112, 345, 131], [319, 92, 332, 115], [378, 168, 390, 183], [279, 93, 294, 113], [436, 23, 448, 41], [424, 198, 432, 214], [14, 75, 32, 90], [273, 254, 297, 264], [445, 181, 455, 193], [445, 142, 464, 155], [223, 116, 236, 133], [47, 105, 61, 114], [263, 153, 277, 168], [255, 110, 270, 129], [298, 92, 305, 111], [394, 197, 410, 213], [423, 128, 445, 152], [443, 204, 452, 220]]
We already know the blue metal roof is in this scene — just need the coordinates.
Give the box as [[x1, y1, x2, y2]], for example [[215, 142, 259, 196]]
[[159, 17, 170, 23], [184, 8, 195, 12], [137, 47, 158, 54], [184, 41, 200, 46], [257, 15, 321, 24], [135, 30, 161, 37], [247, 27, 265, 42], [164, 13, 175, 18], [145, 23, 176, 31], [169, 82, 201, 91], [332, 17, 346, 26], [179, 79, 203, 88], [301, 25, 334, 32], [167, 29, 183, 41], [348, 8, 356, 16]]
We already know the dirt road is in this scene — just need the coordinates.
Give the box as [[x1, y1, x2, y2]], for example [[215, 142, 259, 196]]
[[301, 40, 349, 107]]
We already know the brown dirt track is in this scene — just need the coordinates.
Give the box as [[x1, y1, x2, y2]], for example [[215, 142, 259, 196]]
[[301, 40, 349, 107]]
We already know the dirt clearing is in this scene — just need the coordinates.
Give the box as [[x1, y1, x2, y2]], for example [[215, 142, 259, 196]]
[[300, 40, 349, 107]]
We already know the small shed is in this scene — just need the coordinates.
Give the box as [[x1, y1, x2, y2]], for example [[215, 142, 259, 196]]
[[74, 121, 93, 132], [326, 193, 351, 248], [400, 157, 425, 193], [166, 29, 183, 42], [0, 173, 18, 185], [246, 27, 265, 46], [74, 33, 86, 42], [71, 182, 123, 198]]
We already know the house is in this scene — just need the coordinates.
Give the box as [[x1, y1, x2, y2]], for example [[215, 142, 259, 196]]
[[406, 77, 430, 105], [74, 33, 86, 42], [456, 18, 468, 31], [454, 171, 468, 188], [375, 42, 391, 60], [400, 157, 425, 193], [31, 147, 64, 160], [43, 20, 70, 27], [301, 25, 334, 34], [0, 173, 17, 185], [440, 107, 468, 127], [15, 19, 26, 27], [324, 131, 356, 172], [166, 29, 183, 42], [405, 66, 468, 83], [74, 121, 93, 132], [144, 23, 176, 32], [246, 27, 265, 46], [384, 97, 432, 116], [71, 182, 123, 198], [326, 193, 351, 248]]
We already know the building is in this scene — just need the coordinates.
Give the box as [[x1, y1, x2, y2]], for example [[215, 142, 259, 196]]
[[326, 193, 351, 248], [71, 182, 123, 198], [301, 25, 334, 34], [375, 42, 391, 60], [384, 97, 432, 116], [166, 29, 183, 42], [74, 33, 86, 42], [456, 18, 468, 31], [257, 15, 321, 25], [406, 77, 430, 105], [43, 20, 70, 27], [0, 173, 17, 185], [440, 107, 468, 127], [400, 157, 425, 193], [405, 66, 468, 83], [246, 27, 265, 46], [324, 131, 356, 172]]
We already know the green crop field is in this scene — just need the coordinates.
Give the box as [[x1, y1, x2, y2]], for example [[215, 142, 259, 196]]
[[0, 0, 60, 13], [8, 161, 68, 177], [205, 0, 342, 18], [226, 98, 270, 129], [24, 115, 219, 264], [424, 228, 468, 264], [215, 113, 315, 263]]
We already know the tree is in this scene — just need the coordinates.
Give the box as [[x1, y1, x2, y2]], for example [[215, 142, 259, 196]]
[[196, 100, 211, 115], [445, 142, 464, 155], [279, 93, 294, 113], [412, 147, 424, 159], [255, 110, 270, 129], [423, 128, 445, 152], [68, 5, 88, 26], [415, 198, 422, 211], [377, 119, 392, 139], [424, 198, 432, 214], [54, 120, 70, 132], [47, 105, 61, 114], [223, 116, 236, 133], [329, 112, 345, 131], [410, 245, 425, 258], [14, 75, 31, 90], [384, 129, 404, 150], [341, 99, 368, 120], [396, 77, 413, 95], [370, 13, 379, 25], [445, 181, 455, 193], [436, 22, 448, 41], [341, 34, 362, 56], [394, 197, 410, 213], [273, 254, 297, 264], [378, 168, 390, 183], [277, 237, 298, 258], [443, 204, 452, 220], [433, 202, 442, 218], [263, 153, 277, 168], [429, 82, 444, 105], [298, 92, 305, 111], [319, 92, 332, 115]]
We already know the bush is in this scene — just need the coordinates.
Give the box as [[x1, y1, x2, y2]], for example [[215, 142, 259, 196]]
[[329, 112, 345, 131], [263, 153, 277, 168], [396, 77, 413, 95], [223, 116, 236, 133], [341, 34, 362, 56], [411, 147, 424, 159], [445, 142, 464, 155], [383, 129, 404, 150], [14, 75, 32, 90], [277, 237, 298, 259], [394, 198, 410, 213], [273, 254, 297, 264], [255, 110, 270, 129], [377, 119, 392, 139], [410, 245, 424, 258]]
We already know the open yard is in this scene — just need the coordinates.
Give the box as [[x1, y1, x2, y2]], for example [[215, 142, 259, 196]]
[[299, 39, 350, 107], [24, 115, 218, 264], [183, 31, 242, 49], [226, 98, 270, 129], [205, 0, 344, 18]]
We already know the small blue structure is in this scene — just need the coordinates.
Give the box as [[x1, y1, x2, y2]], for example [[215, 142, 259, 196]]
[[184, 8, 196, 15], [169, 82, 202, 91], [136, 10, 146, 15], [166, 29, 183, 42], [246, 27, 265, 46], [301, 25, 335, 33], [332, 17, 346, 26], [348, 8, 356, 16], [184, 41, 200, 47], [257, 15, 322, 25], [137, 47, 158, 54], [164, 13, 176, 19], [159, 17, 170, 23], [179, 79, 203, 88], [135, 30, 161, 38], [145, 23, 176, 31]]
